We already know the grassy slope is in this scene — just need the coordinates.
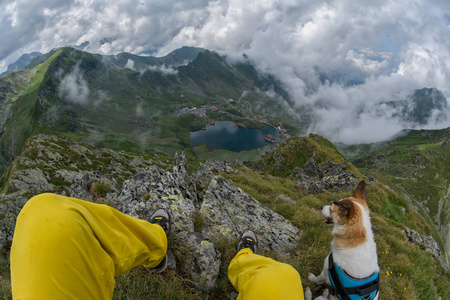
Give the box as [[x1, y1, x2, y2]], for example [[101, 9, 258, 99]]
[[2, 135, 449, 299], [0, 49, 64, 171], [348, 128, 450, 266], [225, 168, 450, 299]]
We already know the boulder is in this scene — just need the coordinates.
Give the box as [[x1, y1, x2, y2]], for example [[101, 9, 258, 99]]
[[70, 171, 121, 202], [0, 196, 27, 250], [7, 168, 53, 194], [182, 232, 221, 294], [404, 226, 447, 270], [291, 158, 357, 194], [116, 166, 197, 234], [200, 176, 301, 254], [194, 159, 239, 189]]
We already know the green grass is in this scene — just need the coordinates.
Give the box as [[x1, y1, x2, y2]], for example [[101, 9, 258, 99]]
[[113, 268, 200, 300], [0, 239, 11, 300], [349, 128, 450, 263], [224, 168, 450, 299], [1, 162, 449, 299], [255, 135, 350, 178], [192, 144, 268, 162]]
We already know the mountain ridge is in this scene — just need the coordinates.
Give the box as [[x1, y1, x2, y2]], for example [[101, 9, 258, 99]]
[[0, 46, 295, 173]]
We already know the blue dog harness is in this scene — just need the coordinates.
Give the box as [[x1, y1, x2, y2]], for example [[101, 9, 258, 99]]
[[328, 253, 380, 300]]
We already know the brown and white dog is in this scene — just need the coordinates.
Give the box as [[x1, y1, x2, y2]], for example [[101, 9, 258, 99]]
[[305, 181, 380, 300]]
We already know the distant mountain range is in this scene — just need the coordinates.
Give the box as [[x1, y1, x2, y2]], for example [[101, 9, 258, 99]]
[[0, 46, 292, 172], [391, 88, 449, 125], [0, 46, 449, 173], [0, 52, 43, 77]]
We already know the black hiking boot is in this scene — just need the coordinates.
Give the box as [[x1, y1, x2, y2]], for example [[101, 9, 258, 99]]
[[149, 208, 171, 234], [147, 208, 171, 273], [237, 230, 258, 254]]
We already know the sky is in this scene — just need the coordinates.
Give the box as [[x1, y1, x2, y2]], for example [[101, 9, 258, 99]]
[[1, 0, 450, 143]]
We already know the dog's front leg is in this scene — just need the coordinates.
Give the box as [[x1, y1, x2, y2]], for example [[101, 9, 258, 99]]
[[305, 287, 331, 300], [308, 254, 330, 285], [308, 270, 327, 285], [314, 289, 331, 300]]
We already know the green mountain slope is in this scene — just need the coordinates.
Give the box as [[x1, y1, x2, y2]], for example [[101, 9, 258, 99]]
[[343, 128, 450, 267], [0, 49, 64, 171], [0, 47, 294, 173]]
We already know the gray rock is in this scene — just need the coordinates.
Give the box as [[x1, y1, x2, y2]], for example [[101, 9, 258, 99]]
[[70, 171, 121, 202], [201, 176, 301, 254], [114, 155, 301, 293], [0, 196, 27, 250], [278, 195, 296, 204], [291, 158, 357, 194], [115, 166, 197, 234], [194, 159, 240, 189], [55, 169, 85, 184], [183, 232, 221, 294], [7, 168, 53, 194], [405, 226, 447, 270]]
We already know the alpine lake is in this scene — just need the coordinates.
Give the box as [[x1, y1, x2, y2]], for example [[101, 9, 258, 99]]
[[190, 121, 280, 152]]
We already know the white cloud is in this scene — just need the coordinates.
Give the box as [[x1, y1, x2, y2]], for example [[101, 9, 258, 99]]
[[1, 0, 450, 143], [147, 64, 178, 75], [125, 59, 135, 70], [58, 65, 90, 105]]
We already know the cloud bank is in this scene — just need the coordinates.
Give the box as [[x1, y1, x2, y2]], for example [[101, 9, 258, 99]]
[[1, 0, 450, 143], [58, 65, 90, 105]]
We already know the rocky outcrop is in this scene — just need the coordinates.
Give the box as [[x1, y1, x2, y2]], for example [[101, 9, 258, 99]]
[[0, 134, 301, 295], [113, 155, 301, 293], [405, 226, 447, 271], [290, 158, 358, 194], [70, 171, 121, 202], [0, 135, 170, 251]]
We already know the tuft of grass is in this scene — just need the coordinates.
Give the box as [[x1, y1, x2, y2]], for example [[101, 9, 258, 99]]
[[113, 267, 200, 300], [91, 182, 111, 198], [0, 240, 12, 300], [193, 212, 206, 233], [208, 236, 239, 299]]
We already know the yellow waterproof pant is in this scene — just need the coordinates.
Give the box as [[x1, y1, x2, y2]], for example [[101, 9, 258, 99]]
[[228, 249, 304, 300], [10, 193, 167, 300]]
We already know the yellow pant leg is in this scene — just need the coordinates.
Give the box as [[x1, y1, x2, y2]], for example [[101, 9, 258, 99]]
[[10, 193, 167, 300], [228, 249, 304, 300]]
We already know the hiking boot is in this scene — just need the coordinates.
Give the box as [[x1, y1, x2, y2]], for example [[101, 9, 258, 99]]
[[148, 255, 168, 273], [147, 208, 171, 273], [149, 208, 171, 235], [237, 230, 258, 254]]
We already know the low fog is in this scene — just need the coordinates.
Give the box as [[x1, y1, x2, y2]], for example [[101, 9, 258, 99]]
[[58, 65, 90, 105], [2, 0, 450, 143]]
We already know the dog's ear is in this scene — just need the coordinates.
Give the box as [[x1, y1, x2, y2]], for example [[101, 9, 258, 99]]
[[352, 180, 366, 201], [333, 200, 352, 217]]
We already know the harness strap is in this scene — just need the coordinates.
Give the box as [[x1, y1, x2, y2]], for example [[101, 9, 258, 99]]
[[328, 253, 351, 300], [328, 253, 380, 299]]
